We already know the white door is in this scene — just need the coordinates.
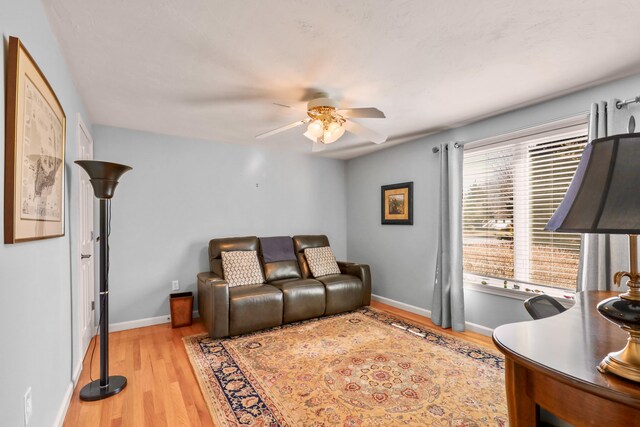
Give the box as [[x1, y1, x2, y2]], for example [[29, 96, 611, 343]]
[[78, 115, 95, 359]]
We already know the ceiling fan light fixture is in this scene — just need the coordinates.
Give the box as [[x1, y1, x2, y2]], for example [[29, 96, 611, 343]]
[[326, 121, 341, 134], [322, 130, 332, 143], [257, 96, 387, 150], [322, 122, 345, 144], [333, 123, 346, 140], [307, 119, 324, 138]]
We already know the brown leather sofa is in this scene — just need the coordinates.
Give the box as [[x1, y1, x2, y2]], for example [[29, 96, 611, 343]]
[[197, 235, 371, 338]]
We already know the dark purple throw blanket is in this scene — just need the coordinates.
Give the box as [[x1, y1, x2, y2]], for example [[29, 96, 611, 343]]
[[259, 236, 296, 263]]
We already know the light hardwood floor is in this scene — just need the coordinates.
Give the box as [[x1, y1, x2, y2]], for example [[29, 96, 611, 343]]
[[63, 301, 495, 426]]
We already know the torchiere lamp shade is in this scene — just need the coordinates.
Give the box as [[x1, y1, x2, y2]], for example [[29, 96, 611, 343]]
[[75, 160, 132, 199], [546, 133, 640, 234]]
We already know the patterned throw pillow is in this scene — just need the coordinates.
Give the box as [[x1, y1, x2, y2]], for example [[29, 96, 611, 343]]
[[304, 246, 341, 278], [221, 250, 265, 287]]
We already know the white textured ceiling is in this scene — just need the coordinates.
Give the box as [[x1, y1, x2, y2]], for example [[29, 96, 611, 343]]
[[43, 0, 640, 159]]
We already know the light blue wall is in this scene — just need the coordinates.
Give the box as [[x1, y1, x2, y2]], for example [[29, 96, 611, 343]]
[[0, 0, 92, 425], [347, 139, 440, 310], [347, 72, 640, 330], [1, 5, 638, 424], [93, 126, 348, 324]]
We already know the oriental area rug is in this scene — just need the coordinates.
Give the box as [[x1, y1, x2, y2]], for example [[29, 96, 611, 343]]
[[184, 308, 508, 427]]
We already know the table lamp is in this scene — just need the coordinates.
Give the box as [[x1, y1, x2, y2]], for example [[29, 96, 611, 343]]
[[546, 132, 640, 382], [75, 160, 132, 400]]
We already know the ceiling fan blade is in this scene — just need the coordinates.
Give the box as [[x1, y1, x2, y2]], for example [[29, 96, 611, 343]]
[[303, 131, 326, 152], [303, 131, 319, 142], [338, 107, 385, 118], [256, 118, 310, 139], [345, 120, 388, 144], [273, 102, 307, 112]]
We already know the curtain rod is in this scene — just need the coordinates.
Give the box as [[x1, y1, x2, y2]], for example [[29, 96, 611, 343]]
[[617, 95, 640, 109], [428, 97, 637, 154], [432, 142, 461, 153]]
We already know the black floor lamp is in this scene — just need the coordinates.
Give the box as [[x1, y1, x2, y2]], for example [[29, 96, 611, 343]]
[[76, 160, 132, 401]]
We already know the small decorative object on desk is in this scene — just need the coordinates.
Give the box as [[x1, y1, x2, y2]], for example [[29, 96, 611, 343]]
[[170, 292, 194, 328], [546, 132, 640, 383]]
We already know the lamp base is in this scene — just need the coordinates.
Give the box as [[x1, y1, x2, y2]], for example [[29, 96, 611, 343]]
[[79, 375, 127, 401], [597, 295, 640, 382], [598, 333, 640, 382]]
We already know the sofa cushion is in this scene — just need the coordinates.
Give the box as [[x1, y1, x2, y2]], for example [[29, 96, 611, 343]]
[[270, 278, 326, 323], [259, 236, 301, 282], [221, 250, 265, 287], [304, 246, 340, 278], [315, 274, 363, 315], [228, 284, 283, 336], [262, 260, 302, 282]]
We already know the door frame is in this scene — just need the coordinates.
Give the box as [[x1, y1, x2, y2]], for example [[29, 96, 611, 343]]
[[76, 113, 95, 363]]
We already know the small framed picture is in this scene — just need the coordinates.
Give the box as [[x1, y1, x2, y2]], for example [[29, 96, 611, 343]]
[[381, 182, 413, 225], [4, 36, 66, 243]]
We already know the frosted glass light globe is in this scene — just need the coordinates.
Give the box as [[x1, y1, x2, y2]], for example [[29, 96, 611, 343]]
[[327, 121, 341, 134], [307, 120, 324, 138], [323, 130, 334, 143]]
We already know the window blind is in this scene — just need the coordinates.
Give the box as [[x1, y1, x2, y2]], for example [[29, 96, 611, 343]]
[[462, 126, 588, 290]]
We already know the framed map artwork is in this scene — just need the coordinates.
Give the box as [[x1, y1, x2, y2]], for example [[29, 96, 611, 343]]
[[4, 36, 66, 243]]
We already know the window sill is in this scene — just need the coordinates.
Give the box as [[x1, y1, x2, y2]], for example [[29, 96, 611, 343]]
[[464, 282, 576, 310]]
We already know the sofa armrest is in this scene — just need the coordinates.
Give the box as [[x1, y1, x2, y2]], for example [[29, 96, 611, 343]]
[[337, 261, 371, 306], [197, 272, 230, 338]]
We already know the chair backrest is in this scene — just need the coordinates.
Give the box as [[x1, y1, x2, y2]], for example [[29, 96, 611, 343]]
[[208, 236, 260, 277], [292, 235, 331, 278], [258, 236, 301, 282], [524, 294, 567, 320], [208, 236, 303, 283]]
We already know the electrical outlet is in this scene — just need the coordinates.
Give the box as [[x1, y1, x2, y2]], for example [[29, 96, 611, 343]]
[[24, 387, 32, 426], [171, 280, 180, 291]]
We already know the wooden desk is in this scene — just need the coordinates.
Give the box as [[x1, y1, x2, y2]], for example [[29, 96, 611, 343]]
[[493, 291, 640, 426]]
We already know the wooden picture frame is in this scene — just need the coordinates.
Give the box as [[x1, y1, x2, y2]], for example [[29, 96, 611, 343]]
[[381, 182, 413, 225], [4, 36, 66, 243]]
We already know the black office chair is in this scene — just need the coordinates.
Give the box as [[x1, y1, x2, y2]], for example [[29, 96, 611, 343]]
[[524, 294, 567, 320]]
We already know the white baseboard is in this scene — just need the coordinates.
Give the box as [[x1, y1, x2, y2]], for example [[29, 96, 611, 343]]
[[463, 321, 494, 337], [109, 314, 169, 332], [109, 311, 200, 333], [53, 381, 74, 427], [55, 360, 83, 426], [371, 294, 432, 318], [371, 293, 493, 337], [72, 361, 82, 386]]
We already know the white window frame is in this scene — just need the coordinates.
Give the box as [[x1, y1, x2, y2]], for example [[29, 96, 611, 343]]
[[462, 114, 589, 306]]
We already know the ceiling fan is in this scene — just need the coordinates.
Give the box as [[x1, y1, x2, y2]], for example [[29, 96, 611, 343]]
[[255, 93, 387, 151]]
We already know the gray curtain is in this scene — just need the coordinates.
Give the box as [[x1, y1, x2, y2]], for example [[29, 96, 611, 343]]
[[577, 100, 634, 292], [432, 142, 465, 331]]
